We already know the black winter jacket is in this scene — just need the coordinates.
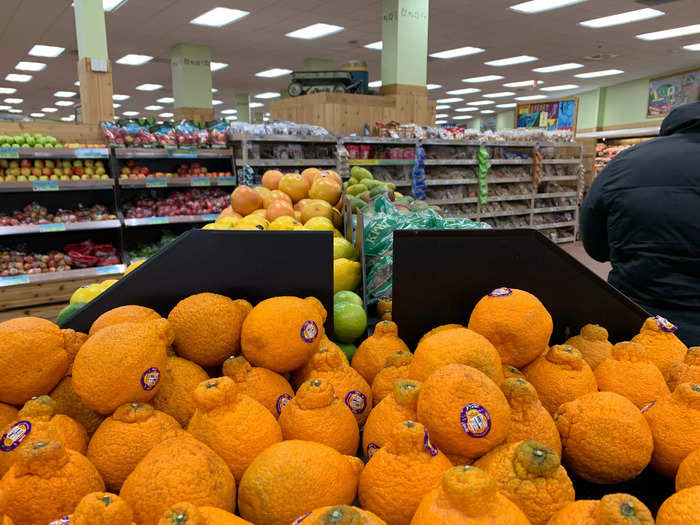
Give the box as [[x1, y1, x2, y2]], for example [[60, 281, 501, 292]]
[[581, 102, 700, 346]]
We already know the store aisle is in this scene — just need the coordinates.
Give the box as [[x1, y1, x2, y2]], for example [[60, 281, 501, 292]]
[[560, 241, 611, 281]]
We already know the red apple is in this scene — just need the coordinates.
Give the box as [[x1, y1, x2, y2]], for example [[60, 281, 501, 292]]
[[42, 168, 52, 177], [31, 168, 41, 177], [20, 168, 31, 177], [20, 159, 31, 169]]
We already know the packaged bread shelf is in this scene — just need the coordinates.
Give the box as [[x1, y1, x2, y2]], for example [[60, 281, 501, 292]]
[[0, 264, 126, 288], [0, 179, 115, 192], [118, 177, 236, 189], [0, 219, 121, 237]]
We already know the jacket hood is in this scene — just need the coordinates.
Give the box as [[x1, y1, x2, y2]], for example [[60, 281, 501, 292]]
[[660, 102, 700, 136]]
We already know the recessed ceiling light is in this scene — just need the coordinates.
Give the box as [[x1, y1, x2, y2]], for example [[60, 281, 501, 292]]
[[103, 0, 127, 11], [532, 63, 583, 73], [145, 105, 163, 111], [574, 69, 624, 78], [453, 115, 473, 120], [249, 102, 264, 108], [41, 107, 58, 113], [265, 113, 270, 117], [7, 109, 22, 113], [136, 84, 163, 91], [157, 97, 174, 103], [74, 81, 80, 86], [435, 105, 451, 110], [637, 24, 700, 41], [515, 94, 548, 100], [4, 98, 22, 104], [496, 103, 517, 108], [437, 97, 463, 103], [113, 94, 130, 101], [55, 100, 75, 106], [16, 61, 46, 72], [5, 74, 32, 82], [462, 75, 504, 83], [480, 110, 495, 114], [365, 41, 382, 50], [427, 84, 442, 90], [211, 88, 218, 93], [54, 91, 76, 98], [541, 84, 579, 91], [255, 92, 280, 99], [212, 100, 223, 105], [435, 120, 447, 124], [221, 109, 238, 114], [435, 113, 449, 118], [28, 44, 65, 58], [0, 87, 17, 94], [485, 56, 538, 67], [430, 46, 485, 59], [60, 116, 74, 121], [455, 107, 479, 112], [255, 68, 293, 78], [30, 113, 45, 118], [225, 116, 238, 121], [113, 103, 121, 109], [116, 54, 153, 66], [286, 23, 344, 40], [368, 80, 382, 88], [0, 106, 11, 111], [483, 92, 516, 98], [210, 62, 228, 72], [445, 88, 481, 95], [190, 7, 249, 27], [503, 79, 544, 87], [467, 100, 495, 106], [684, 43, 700, 51], [123, 111, 139, 116], [510, 0, 588, 14], [580, 8, 664, 28], [159, 112, 174, 118]]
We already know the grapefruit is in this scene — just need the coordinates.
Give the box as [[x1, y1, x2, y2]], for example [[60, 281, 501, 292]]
[[266, 199, 295, 222], [301, 200, 333, 223], [301, 168, 321, 187], [309, 178, 342, 205], [255, 187, 272, 206]]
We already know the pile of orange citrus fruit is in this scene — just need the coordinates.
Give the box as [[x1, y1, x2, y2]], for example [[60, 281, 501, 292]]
[[1, 287, 699, 525]]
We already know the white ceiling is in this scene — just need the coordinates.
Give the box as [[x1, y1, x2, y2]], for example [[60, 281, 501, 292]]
[[0, 0, 699, 121]]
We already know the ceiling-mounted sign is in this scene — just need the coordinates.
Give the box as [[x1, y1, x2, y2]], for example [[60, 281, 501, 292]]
[[648, 68, 700, 118], [515, 97, 579, 133]]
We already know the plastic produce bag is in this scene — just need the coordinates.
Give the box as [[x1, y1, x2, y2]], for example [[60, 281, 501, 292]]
[[367, 253, 393, 304]]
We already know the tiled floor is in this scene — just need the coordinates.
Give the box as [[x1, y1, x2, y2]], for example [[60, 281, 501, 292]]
[[560, 241, 612, 281]]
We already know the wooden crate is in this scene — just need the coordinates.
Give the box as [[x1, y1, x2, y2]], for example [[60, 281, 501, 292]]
[[0, 274, 120, 311], [0, 302, 66, 323]]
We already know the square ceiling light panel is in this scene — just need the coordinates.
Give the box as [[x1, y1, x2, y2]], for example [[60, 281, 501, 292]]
[[580, 8, 665, 28], [28, 44, 64, 57], [286, 23, 344, 39], [190, 8, 249, 27], [483, 92, 516, 98], [256, 68, 292, 78], [510, 0, 588, 13], [116, 54, 153, 66]]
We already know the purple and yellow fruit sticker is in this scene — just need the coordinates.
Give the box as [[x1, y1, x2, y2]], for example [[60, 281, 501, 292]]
[[301, 320, 318, 343], [654, 316, 677, 333], [489, 287, 513, 298], [423, 428, 438, 456], [345, 390, 367, 414], [1, 420, 31, 452], [141, 367, 161, 391], [460, 403, 491, 438], [276, 393, 292, 415]]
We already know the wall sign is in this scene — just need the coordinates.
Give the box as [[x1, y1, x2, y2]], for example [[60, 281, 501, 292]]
[[515, 97, 579, 133], [648, 68, 700, 118]]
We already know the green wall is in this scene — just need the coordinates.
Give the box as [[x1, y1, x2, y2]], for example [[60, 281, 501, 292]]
[[598, 77, 663, 128]]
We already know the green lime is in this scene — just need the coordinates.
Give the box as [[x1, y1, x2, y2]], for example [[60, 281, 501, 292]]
[[337, 342, 358, 361], [334, 290, 363, 307], [56, 302, 87, 326], [333, 302, 367, 343], [333, 237, 358, 260]]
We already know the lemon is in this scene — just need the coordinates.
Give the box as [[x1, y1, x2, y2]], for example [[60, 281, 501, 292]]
[[69, 283, 103, 304], [215, 216, 239, 228], [233, 223, 266, 231], [293, 225, 307, 231], [203, 222, 229, 230], [99, 279, 118, 291], [268, 216, 301, 231], [239, 214, 269, 229], [333, 237, 358, 260], [333, 228, 343, 238], [124, 259, 145, 275], [334, 258, 362, 294], [304, 216, 335, 231]]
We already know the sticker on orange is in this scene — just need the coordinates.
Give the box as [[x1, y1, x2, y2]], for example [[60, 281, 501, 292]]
[[0, 420, 31, 452], [141, 367, 161, 391], [366, 442, 380, 459], [460, 403, 491, 438], [345, 390, 367, 414], [301, 320, 318, 343], [489, 287, 512, 297], [276, 393, 292, 415], [654, 315, 677, 333]]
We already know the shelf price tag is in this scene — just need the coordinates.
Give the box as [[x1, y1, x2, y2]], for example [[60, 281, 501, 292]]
[[145, 178, 168, 188], [144, 217, 169, 225], [0, 148, 19, 159], [349, 159, 379, 165], [190, 177, 211, 187], [0, 275, 30, 287], [32, 180, 59, 192], [167, 147, 198, 159], [76, 148, 109, 158], [38, 223, 66, 233], [201, 214, 219, 221], [95, 265, 123, 275], [217, 177, 236, 186]]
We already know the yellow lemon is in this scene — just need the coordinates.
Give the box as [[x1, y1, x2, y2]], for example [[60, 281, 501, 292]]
[[124, 259, 145, 275], [268, 216, 301, 231], [215, 216, 239, 228], [99, 279, 118, 291], [304, 216, 335, 231], [239, 214, 269, 229], [333, 237, 358, 260], [202, 222, 229, 230], [69, 283, 103, 304], [333, 258, 362, 294], [233, 223, 266, 231]]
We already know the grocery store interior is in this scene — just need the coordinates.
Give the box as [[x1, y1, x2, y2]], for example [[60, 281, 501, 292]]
[[1, 0, 700, 523]]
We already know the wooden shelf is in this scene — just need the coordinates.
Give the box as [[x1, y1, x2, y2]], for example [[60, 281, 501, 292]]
[[0, 264, 126, 288]]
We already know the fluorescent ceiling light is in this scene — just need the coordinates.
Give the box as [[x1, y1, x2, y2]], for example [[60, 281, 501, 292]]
[[462, 75, 504, 83], [427, 84, 442, 90], [30, 113, 45, 118], [453, 115, 473, 120], [580, 8, 664, 28], [364, 41, 382, 50], [263, 117, 270, 122], [103, 0, 127, 11], [145, 105, 163, 110], [4, 98, 23, 104], [480, 110, 495, 114], [265, 113, 270, 117], [435, 120, 447, 124], [5, 74, 32, 82], [684, 43, 700, 51], [541, 84, 579, 91], [430, 46, 485, 59], [74, 81, 80, 86], [225, 116, 238, 121], [455, 107, 479, 112], [211, 88, 218, 93], [123, 111, 139, 116], [435, 105, 451, 110], [467, 100, 495, 106], [55, 100, 74, 106], [41, 107, 58, 113], [157, 97, 174, 103], [368, 80, 382, 88], [16, 61, 46, 71], [510, 0, 588, 14], [221, 109, 238, 114], [503, 79, 544, 87], [496, 103, 517, 108], [7, 109, 22, 113], [210, 62, 228, 72], [28, 44, 64, 58], [0, 87, 17, 94], [483, 92, 516, 98], [60, 116, 74, 121], [435, 113, 449, 118], [574, 69, 624, 78], [113, 103, 121, 109], [112, 94, 130, 101], [212, 100, 223, 105], [190, 7, 249, 27], [515, 94, 547, 100], [135, 83, 163, 91], [159, 112, 173, 118], [255, 68, 292, 78], [286, 23, 344, 40], [446, 88, 481, 95], [0, 106, 11, 111], [437, 97, 463, 103], [637, 24, 700, 41], [532, 62, 583, 73], [54, 91, 76, 97], [116, 54, 153, 66], [486, 56, 538, 67], [249, 102, 264, 108], [255, 92, 280, 99]]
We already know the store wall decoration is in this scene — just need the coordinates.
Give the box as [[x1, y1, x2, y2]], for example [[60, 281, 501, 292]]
[[516, 97, 578, 133], [647, 68, 700, 117], [480, 116, 497, 132]]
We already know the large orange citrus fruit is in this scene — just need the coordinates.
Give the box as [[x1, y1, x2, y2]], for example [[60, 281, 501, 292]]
[[89, 305, 162, 336], [278, 173, 309, 203], [151, 356, 209, 427], [72, 492, 134, 525], [676, 446, 700, 491], [49, 376, 104, 436], [262, 170, 284, 190], [371, 351, 412, 405], [265, 199, 295, 222], [222, 355, 293, 417], [158, 502, 253, 525], [656, 486, 700, 525], [295, 505, 386, 525], [564, 324, 612, 370], [668, 347, 700, 391], [632, 316, 687, 380], [548, 493, 654, 525], [351, 321, 410, 384], [309, 178, 341, 205]]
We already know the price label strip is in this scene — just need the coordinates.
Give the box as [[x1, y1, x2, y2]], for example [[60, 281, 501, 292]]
[[167, 147, 198, 159], [0, 148, 19, 159], [32, 180, 60, 192], [145, 178, 168, 188], [0, 275, 30, 287], [201, 214, 219, 221], [95, 265, 123, 275], [190, 177, 211, 187], [217, 177, 236, 186], [76, 148, 109, 158], [38, 223, 66, 233]]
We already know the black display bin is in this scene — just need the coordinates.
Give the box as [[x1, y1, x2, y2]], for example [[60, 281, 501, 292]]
[[60, 229, 334, 334]]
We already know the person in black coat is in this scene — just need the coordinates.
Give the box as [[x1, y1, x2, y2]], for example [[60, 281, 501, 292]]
[[581, 102, 700, 347]]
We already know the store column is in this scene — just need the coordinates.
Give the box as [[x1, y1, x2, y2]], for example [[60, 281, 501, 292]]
[[380, 0, 429, 95], [235, 94, 251, 123], [73, 0, 114, 124], [171, 44, 214, 123]]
